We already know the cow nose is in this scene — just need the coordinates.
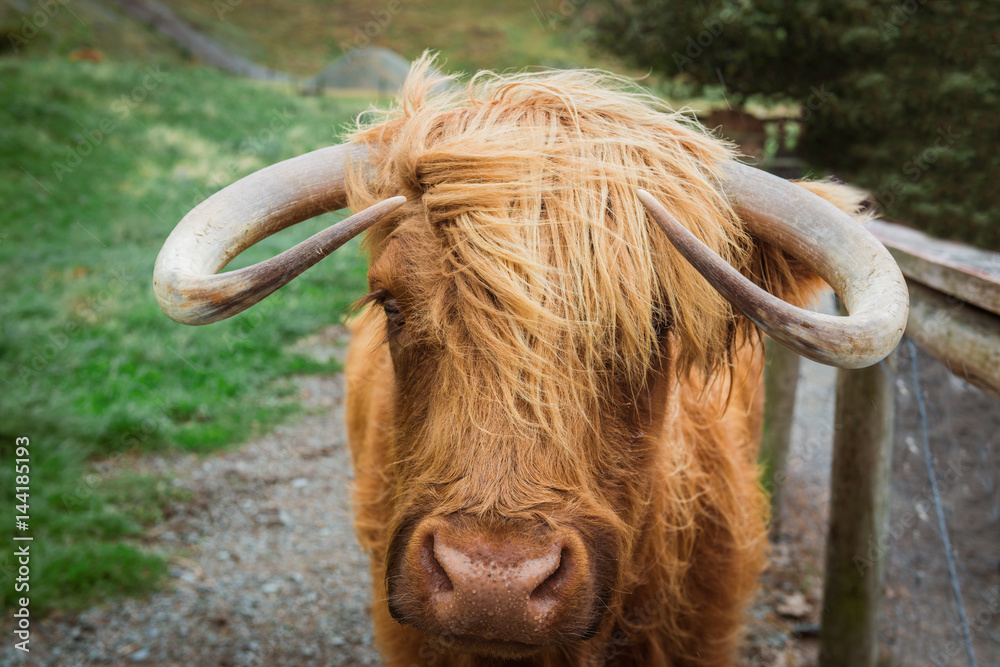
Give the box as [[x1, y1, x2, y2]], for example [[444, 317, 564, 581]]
[[390, 517, 600, 651], [425, 530, 568, 636]]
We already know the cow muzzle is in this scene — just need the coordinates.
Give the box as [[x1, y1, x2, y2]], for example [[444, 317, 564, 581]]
[[387, 515, 606, 658]]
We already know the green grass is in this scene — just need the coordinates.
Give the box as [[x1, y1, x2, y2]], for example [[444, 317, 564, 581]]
[[0, 58, 376, 612]]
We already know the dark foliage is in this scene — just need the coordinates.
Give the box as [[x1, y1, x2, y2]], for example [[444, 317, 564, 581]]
[[583, 0, 1000, 248]]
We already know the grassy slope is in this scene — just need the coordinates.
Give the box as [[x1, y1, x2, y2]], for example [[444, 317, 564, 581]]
[[162, 0, 627, 76], [0, 57, 375, 612]]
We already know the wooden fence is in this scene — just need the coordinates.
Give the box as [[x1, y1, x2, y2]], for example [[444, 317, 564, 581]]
[[760, 219, 1000, 667]]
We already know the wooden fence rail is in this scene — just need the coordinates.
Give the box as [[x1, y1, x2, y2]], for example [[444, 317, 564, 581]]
[[762, 219, 1000, 667]]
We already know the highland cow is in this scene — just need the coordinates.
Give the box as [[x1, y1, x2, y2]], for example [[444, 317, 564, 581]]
[[154, 57, 907, 666]]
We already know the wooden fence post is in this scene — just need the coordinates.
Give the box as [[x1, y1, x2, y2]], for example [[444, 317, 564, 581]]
[[759, 336, 801, 535], [819, 347, 895, 667]]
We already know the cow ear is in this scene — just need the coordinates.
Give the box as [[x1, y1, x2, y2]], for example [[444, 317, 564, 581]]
[[741, 178, 874, 312]]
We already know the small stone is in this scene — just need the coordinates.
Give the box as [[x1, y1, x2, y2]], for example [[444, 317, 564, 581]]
[[776, 592, 812, 618], [292, 477, 309, 488]]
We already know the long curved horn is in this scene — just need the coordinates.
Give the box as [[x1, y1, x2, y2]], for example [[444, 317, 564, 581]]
[[637, 163, 908, 369], [153, 143, 405, 325]]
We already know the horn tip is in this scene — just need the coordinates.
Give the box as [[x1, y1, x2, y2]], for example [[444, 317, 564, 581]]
[[636, 189, 662, 213], [379, 195, 407, 214]]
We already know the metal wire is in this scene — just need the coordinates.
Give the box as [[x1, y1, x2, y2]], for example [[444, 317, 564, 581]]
[[907, 339, 979, 667]]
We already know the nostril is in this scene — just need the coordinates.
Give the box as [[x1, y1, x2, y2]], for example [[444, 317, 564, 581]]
[[530, 545, 572, 603], [420, 532, 453, 593]]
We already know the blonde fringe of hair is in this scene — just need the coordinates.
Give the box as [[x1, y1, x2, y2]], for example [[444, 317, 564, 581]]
[[342, 54, 778, 437]]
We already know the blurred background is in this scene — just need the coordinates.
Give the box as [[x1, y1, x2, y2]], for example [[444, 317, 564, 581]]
[[0, 1, 997, 665]]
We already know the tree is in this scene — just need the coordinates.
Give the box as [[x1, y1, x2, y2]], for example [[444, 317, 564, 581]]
[[583, 0, 1000, 248]]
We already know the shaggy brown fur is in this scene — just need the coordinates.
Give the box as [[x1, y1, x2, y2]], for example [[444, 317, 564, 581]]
[[343, 55, 866, 666]]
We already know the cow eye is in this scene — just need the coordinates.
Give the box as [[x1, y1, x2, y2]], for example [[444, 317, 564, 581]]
[[382, 297, 405, 338]]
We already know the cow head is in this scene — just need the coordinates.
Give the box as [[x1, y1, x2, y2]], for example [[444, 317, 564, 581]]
[[154, 58, 907, 659]]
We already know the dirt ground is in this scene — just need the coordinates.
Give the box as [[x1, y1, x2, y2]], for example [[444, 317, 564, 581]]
[[2, 324, 998, 666], [879, 342, 1000, 666]]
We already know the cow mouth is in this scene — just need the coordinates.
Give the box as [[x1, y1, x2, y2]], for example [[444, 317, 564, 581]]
[[425, 632, 551, 659], [421, 607, 606, 658]]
